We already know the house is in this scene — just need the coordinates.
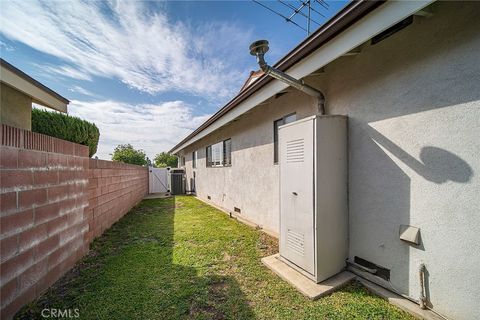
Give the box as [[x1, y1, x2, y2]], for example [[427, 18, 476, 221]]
[[0, 58, 69, 130], [238, 69, 264, 93], [170, 1, 479, 319]]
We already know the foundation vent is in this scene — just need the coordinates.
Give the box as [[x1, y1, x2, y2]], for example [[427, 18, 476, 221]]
[[234, 207, 241, 213], [354, 256, 390, 281], [207, 195, 211, 200]]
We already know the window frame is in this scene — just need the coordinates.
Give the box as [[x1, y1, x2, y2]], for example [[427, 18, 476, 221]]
[[192, 150, 197, 168], [206, 146, 212, 167], [211, 141, 223, 167], [206, 138, 232, 168], [273, 112, 297, 164], [223, 139, 232, 167]]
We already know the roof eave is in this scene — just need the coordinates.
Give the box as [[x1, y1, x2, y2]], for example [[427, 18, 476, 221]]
[[0, 59, 69, 112]]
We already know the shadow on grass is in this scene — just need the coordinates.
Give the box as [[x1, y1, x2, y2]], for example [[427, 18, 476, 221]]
[[15, 196, 255, 320]]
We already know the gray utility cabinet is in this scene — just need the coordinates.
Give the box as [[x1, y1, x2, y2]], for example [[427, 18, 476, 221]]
[[278, 115, 348, 283]]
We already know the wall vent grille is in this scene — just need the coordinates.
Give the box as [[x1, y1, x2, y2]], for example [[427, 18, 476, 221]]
[[287, 229, 305, 256], [286, 139, 304, 163]]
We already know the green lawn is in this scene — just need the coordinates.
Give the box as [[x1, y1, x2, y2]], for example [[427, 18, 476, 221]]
[[16, 196, 414, 320]]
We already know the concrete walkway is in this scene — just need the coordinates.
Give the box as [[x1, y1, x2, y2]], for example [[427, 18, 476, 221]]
[[144, 193, 171, 199]]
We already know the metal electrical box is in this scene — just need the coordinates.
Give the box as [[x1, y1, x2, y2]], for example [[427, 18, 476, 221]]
[[279, 115, 348, 283]]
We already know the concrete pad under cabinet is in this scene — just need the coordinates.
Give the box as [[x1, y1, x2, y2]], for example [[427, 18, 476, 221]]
[[263, 254, 444, 319], [261, 254, 355, 299]]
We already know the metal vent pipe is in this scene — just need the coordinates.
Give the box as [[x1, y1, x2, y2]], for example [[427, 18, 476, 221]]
[[249, 40, 326, 115]]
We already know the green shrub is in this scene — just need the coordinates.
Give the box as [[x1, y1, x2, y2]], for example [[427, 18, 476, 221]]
[[154, 152, 178, 168], [111, 144, 147, 166], [32, 108, 100, 157]]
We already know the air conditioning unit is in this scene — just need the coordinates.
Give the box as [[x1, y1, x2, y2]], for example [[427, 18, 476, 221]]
[[168, 168, 186, 195], [278, 115, 348, 283]]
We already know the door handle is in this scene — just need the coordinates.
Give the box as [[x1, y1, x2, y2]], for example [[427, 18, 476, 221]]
[[292, 192, 298, 196]]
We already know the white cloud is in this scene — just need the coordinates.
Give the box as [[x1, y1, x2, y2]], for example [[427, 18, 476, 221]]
[[68, 85, 97, 98], [0, 40, 14, 52], [41, 65, 93, 81], [67, 99, 211, 160], [0, 1, 252, 100]]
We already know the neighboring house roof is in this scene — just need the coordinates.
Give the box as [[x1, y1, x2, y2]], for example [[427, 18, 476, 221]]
[[239, 70, 265, 93], [169, 0, 433, 154], [0, 58, 69, 112]]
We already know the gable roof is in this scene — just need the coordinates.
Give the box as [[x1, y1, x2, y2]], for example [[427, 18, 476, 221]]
[[0, 58, 69, 112], [239, 70, 265, 93]]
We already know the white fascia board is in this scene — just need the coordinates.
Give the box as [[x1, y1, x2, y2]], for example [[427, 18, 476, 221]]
[[1, 66, 68, 113], [171, 79, 288, 154], [171, 0, 435, 154]]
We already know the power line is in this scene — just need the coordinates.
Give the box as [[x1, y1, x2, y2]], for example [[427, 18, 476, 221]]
[[297, 0, 325, 18], [316, 0, 329, 10], [252, 0, 307, 32], [278, 0, 321, 26], [252, 0, 330, 35]]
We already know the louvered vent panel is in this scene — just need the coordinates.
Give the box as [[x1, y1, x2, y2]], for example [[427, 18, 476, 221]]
[[287, 229, 305, 256], [286, 138, 304, 163]]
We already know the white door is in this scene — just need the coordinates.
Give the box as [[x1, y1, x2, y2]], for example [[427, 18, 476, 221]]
[[149, 167, 169, 194], [279, 118, 315, 275]]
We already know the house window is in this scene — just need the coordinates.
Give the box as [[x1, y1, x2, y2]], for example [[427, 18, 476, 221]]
[[223, 139, 232, 166], [212, 141, 223, 166], [180, 156, 185, 166], [274, 113, 296, 164], [206, 146, 212, 167], [192, 151, 197, 168], [206, 139, 232, 167]]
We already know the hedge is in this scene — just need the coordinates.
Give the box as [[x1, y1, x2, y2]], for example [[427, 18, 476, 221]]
[[32, 108, 100, 157]]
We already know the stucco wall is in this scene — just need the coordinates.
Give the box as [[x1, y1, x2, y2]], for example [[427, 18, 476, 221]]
[[179, 3, 479, 319], [316, 4, 480, 319], [180, 90, 317, 235], [0, 83, 32, 130]]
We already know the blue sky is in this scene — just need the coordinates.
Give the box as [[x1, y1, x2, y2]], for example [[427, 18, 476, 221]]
[[0, 0, 348, 160]]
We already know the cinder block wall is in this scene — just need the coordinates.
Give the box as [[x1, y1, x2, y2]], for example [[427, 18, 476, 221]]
[[0, 124, 148, 319], [0, 127, 90, 319], [85, 159, 148, 242]]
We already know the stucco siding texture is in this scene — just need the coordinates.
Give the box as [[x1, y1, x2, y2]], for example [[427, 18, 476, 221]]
[[319, 4, 480, 319], [179, 3, 480, 319], [182, 91, 317, 235], [0, 83, 32, 131]]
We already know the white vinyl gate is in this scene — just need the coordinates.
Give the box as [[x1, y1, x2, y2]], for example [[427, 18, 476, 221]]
[[149, 167, 169, 194]]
